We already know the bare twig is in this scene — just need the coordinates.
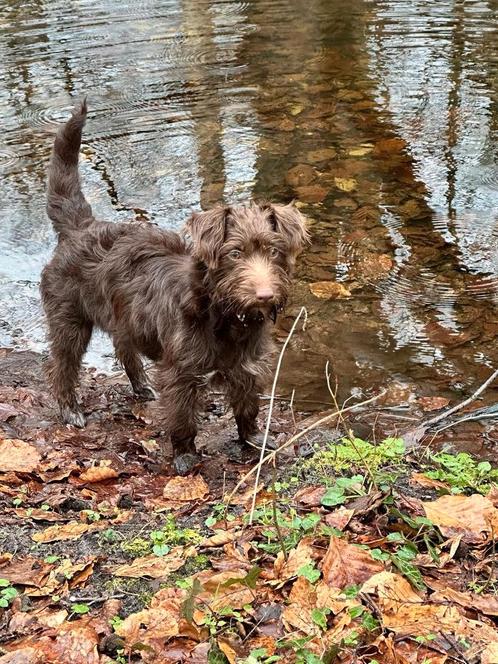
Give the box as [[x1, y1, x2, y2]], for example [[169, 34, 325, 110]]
[[423, 368, 498, 429], [227, 389, 386, 507], [248, 306, 308, 524]]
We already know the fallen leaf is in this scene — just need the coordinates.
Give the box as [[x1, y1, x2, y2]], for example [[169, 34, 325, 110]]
[[0, 439, 41, 473], [321, 536, 383, 588], [274, 537, 315, 580], [423, 494, 497, 543], [163, 475, 209, 502], [334, 177, 357, 192], [482, 642, 498, 664], [417, 396, 450, 412], [0, 556, 53, 588], [115, 588, 185, 646], [294, 485, 326, 506], [431, 586, 498, 617], [217, 638, 238, 664], [26, 558, 96, 597], [80, 462, 119, 483], [112, 551, 185, 578], [0, 649, 44, 663], [411, 473, 449, 490], [309, 281, 351, 300], [200, 531, 235, 547], [13, 508, 67, 522], [348, 145, 373, 157], [32, 521, 89, 543], [324, 507, 354, 531]]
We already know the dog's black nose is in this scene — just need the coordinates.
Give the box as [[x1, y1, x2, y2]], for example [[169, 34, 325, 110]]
[[256, 288, 274, 303]]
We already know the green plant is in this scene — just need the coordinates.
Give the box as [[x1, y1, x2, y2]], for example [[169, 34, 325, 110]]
[[425, 452, 498, 494], [250, 506, 323, 554], [71, 603, 90, 615], [320, 474, 366, 507], [302, 436, 406, 487], [0, 579, 18, 608]]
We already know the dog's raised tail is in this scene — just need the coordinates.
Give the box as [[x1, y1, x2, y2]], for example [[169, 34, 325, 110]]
[[46, 100, 94, 236]]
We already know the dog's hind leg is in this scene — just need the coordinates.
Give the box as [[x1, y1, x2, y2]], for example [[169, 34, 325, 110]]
[[46, 313, 92, 427], [113, 336, 156, 400]]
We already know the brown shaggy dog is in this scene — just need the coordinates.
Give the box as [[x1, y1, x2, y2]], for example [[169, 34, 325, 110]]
[[41, 102, 308, 475]]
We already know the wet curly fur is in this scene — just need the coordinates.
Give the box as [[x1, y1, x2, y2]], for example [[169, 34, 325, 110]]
[[40, 102, 309, 474]]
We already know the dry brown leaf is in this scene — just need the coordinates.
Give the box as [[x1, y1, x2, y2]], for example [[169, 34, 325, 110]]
[[0, 649, 44, 663], [309, 281, 351, 300], [334, 177, 357, 192], [0, 556, 53, 588], [112, 550, 185, 578], [361, 571, 498, 647], [423, 494, 497, 543], [163, 474, 209, 501], [217, 638, 238, 664], [80, 463, 119, 483], [410, 473, 449, 490], [481, 642, 498, 664], [294, 485, 326, 506], [274, 537, 315, 580], [417, 396, 450, 412], [200, 531, 235, 547], [194, 569, 255, 614], [26, 558, 95, 597], [432, 586, 498, 617], [324, 507, 354, 531], [321, 536, 383, 588], [32, 521, 89, 543], [13, 508, 67, 522], [0, 439, 41, 473], [115, 587, 185, 644]]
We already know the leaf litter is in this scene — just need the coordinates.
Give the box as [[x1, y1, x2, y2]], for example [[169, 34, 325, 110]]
[[1, 355, 498, 662]]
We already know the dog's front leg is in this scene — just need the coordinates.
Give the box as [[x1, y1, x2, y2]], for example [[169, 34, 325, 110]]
[[158, 367, 201, 476], [226, 372, 264, 446]]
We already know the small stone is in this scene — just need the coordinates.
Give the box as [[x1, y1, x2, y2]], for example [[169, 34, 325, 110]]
[[306, 147, 337, 164], [286, 164, 317, 187], [296, 185, 329, 203]]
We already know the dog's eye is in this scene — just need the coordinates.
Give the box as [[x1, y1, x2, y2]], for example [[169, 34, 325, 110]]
[[269, 246, 280, 258], [228, 249, 242, 260]]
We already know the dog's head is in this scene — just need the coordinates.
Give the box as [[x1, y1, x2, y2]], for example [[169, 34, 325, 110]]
[[186, 202, 309, 323]]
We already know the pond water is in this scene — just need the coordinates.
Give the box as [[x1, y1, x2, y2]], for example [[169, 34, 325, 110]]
[[1, 0, 498, 410]]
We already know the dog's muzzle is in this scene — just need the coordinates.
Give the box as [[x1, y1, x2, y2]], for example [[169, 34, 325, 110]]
[[236, 303, 283, 326]]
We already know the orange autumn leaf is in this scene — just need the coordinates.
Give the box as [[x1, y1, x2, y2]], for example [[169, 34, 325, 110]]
[[79, 463, 119, 483], [163, 474, 209, 501], [423, 494, 497, 543], [0, 439, 41, 473], [321, 536, 383, 588], [112, 551, 185, 579], [32, 521, 89, 543]]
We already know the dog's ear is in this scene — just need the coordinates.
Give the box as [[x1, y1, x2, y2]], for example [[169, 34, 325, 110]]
[[267, 203, 310, 264], [186, 207, 229, 269]]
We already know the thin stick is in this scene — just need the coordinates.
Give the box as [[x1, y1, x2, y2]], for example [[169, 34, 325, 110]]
[[423, 368, 498, 429], [227, 389, 386, 506], [248, 306, 308, 524]]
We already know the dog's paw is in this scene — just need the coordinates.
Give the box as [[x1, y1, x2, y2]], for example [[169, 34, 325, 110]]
[[243, 432, 278, 451], [133, 384, 158, 401], [61, 406, 86, 428], [173, 452, 202, 476]]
